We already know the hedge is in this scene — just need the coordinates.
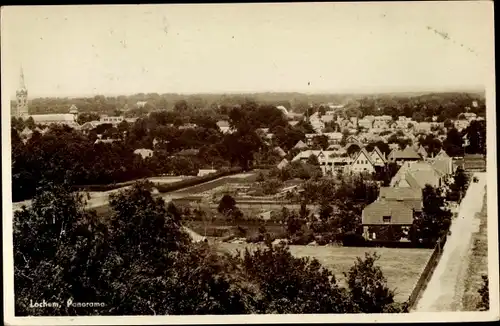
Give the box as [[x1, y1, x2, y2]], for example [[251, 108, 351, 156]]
[[155, 167, 243, 193]]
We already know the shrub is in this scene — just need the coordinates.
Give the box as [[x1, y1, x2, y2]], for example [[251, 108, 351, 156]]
[[345, 252, 397, 313], [343, 231, 366, 247], [477, 274, 489, 311]]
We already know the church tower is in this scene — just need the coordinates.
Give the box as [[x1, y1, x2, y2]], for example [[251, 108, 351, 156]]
[[15, 66, 29, 117]]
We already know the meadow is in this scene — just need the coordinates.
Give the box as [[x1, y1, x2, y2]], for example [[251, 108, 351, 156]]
[[217, 242, 434, 303]]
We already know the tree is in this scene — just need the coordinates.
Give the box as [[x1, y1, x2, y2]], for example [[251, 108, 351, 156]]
[[451, 167, 469, 201], [306, 154, 320, 166], [443, 127, 464, 157], [345, 252, 404, 313], [218, 194, 236, 215], [412, 185, 452, 246], [239, 243, 352, 313], [464, 120, 486, 155], [174, 100, 189, 112], [477, 274, 489, 311], [14, 183, 108, 316], [312, 135, 329, 150], [412, 111, 424, 123]]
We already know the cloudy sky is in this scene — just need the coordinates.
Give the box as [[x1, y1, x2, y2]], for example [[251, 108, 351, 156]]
[[1, 2, 494, 98]]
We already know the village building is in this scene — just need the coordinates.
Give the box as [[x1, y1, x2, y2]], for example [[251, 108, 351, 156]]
[[388, 145, 421, 165], [362, 187, 422, 241], [216, 120, 232, 134], [197, 169, 217, 177], [370, 146, 387, 167], [133, 148, 154, 159], [293, 140, 308, 150], [277, 158, 289, 170], [350, 148, 376, 174]]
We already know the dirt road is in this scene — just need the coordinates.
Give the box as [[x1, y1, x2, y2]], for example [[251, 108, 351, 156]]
[[415, 172, 486, 312]]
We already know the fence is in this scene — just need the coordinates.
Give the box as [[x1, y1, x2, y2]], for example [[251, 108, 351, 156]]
[[407, 235, 448, 310]]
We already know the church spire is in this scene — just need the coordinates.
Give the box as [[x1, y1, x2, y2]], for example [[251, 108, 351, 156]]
[[19, 66, 26, 90]]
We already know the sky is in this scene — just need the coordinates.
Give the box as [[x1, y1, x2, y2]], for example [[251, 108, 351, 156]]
[[1, 2, 494, 98]]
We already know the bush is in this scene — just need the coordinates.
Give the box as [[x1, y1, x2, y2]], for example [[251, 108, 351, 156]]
[[343, 231, 366, 247], [477, 274, 489, 311], [246, 233, 263, 243]]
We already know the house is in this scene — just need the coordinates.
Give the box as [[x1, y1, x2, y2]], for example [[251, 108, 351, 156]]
[[257, 210, 273, 221], [20, 127, 33, 139], [273, 146, 287, 158], [136, 101, 148, 108], [288, 121, 300, 127], [358, 118, 373, 130], [434, 149, 450, 159], [415, 122, 432, 133], [277, 158, 289, 170], [350, 148, 376, 174], [30, 113, 78, 127], [321, 115, 335, 123], [417, 145, 428, 159], [133, 148, 154, 159], [308, 112, 325, 133], [94, 138, 119, 144], [291, 150, 348, 175], [362, 186, 423, 241], [177, 149, 199, 157], [293, 140, 308, 150], [80, 121, 100, 132], [217, 120, 232, 134], [100, 115, 124, 125], [362, 198, 420, 241], [370, 146, 387, 167], [454, 119, 469, 131], [323, 132, 343, 144], [198, 169, 217, 177], [387, 146, 421, 164], [179, 123, 198, 130], [69, 104, 78, 115], [390, 161, 445, 189]]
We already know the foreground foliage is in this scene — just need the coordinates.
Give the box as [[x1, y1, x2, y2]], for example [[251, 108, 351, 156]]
[[14, 183, 406, 315]]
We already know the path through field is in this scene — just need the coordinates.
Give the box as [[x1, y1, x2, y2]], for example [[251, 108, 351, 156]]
[[415, 172, 486, 312]]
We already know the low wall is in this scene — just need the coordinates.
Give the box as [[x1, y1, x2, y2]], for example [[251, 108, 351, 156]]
[[407, 235, 448, 310]]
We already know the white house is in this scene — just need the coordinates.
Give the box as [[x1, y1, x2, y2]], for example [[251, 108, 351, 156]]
[[350, 148, 376, 174]]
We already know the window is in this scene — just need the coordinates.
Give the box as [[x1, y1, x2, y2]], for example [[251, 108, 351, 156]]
[[383, 216, 391, 223]]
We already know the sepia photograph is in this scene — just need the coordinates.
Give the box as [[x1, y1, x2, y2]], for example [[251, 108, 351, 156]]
[[1, 2, 498, 325]]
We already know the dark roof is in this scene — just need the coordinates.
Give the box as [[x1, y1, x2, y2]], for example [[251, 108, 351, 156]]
[[379, 187, 422, 201], [362, 199, 415, 225], [389, 146, 421, 160], [177, 149, 200, 156]]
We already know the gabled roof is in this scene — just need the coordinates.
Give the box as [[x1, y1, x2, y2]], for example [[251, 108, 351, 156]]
[[293, 140, 308, 149], [417, 145, 428, 157], [362, 200, 415, 225], [352, 148, 375, 166], [277, 158, 289, 170], [216, 120, 230, 128], [389, 145, 421, 160], [431, 158, 453, 176], [273, 146, 287, 157], [20, 127, 33, 136], [435, 149, 450, 159], [370, 146, 387, 164], [379, 187, 422, 201]]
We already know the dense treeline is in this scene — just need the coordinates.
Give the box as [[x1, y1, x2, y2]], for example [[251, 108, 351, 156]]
[[16, 91, 485, 119], [14, 182, 407, 315], [11, 102, 306, 202]]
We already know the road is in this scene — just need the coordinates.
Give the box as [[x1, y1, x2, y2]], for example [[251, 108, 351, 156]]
[[415, 172, 487, 312], [12, 180, 208, 243]]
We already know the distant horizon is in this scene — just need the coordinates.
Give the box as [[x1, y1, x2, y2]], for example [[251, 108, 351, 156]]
[[10, 86, 486, 101]]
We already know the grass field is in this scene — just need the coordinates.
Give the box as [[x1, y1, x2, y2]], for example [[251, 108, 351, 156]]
[[462, 191, 488, 310], [217, 242, 433, 303]]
